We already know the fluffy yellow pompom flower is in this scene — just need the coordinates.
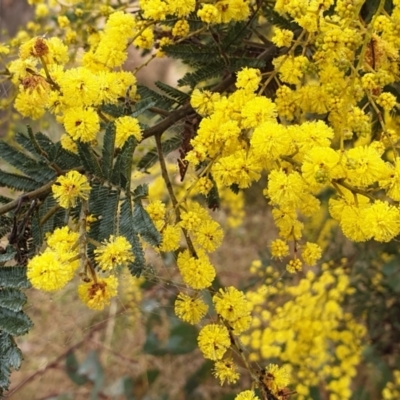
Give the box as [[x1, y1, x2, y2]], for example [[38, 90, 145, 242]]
[[63, 107, 100, 143], [301, 242, 322, 266], [262, 364, 290, 397], [27, 250, 76, 291], [52, 170, 91, 208], [235, 390, 260, 400], [78, 275, 118, 310], [272, 27, 293, 47], [213, 358, 240, 385], [115, 116, 142, 148], [94, 235, 135, 270], [177, 250, 216, 289], [213, 286, 249, 322], [236, 67, 261, 92], [190, 89, 221, 116], [197, 4, 219, 23], [193, 220, 224, 252], [363, 200, 400, 242], [197, 324, 231, 360], [46, 226, 79, 255], [159, 224, 181, 252], [174, 293, 209, 324]]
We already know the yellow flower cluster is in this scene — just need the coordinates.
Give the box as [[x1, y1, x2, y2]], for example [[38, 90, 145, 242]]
[[242, 260, 366, 400]]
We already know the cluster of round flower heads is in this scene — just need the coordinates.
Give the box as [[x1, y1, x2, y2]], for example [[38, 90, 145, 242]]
[[9, 11, 143, 150]]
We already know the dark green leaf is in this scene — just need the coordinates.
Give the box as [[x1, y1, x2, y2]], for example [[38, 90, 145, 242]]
[[221, 21, 251, 50], [0, 216, 13, 242], [0, 331, 23, 369], [133, 202, 162, 246], [78, 350, 104, 400], [65, 351, 89, 386], [137, 86, 175, 110], [101, 123, 116, 180], [0, 331, 23, 392], [119, 198, 145, 277], [227, 57, 266, 72], [130, 97, 157, 117], [0, 195, 13, 204], [132, 184, 148, 201], [111, 136, 136, 190], [77, 142, 104, 179], [178, 62, 225, 87], [0, 170, 40, 191], [0, 141, 56, 183], [0, 266, 30, 289], [0, 246, 16, 264], [155, 81, 190, 105], [0, 288, 26, 312], [98, 190, 120, 242], [0, 307, 33, 336], [101, 104, 125, 118], [163, 44, 219, 63]]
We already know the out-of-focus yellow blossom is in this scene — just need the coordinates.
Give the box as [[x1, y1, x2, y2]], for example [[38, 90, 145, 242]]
[[115, 116, 142, 147]]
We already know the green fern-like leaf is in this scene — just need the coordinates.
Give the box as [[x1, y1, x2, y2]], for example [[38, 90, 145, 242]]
[[227, 57, 266, 71], [0, 307, 33, 336], [0, 331, 23, 394], [98, 189, 120, 242], [137, 135, 182, 172], [110, 136, 136, 190], [155, 81, 190, 105], [0, 288, 27, 312], [133, 202, 162, 247], [137, 86, 176, 110], [0, 141, 56, 183], [0, 170, 40, 191], [132, 184, 149, 201], [263, 5, 300, 31], [0, 247, 16, 264], [77, 142, 104, 179], [0, 216, 13, 240], [163, 44, 219, 63], [119, 198, 146, 277], [101, 123, 116, 180], [221, 21, 251, 50], [130, 96, 157, 117], [101, 103, 125, 118], [0, 266, 30, 289], [178, 62, 225, 87]]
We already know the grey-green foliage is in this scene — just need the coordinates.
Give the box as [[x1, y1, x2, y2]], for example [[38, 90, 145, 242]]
[[0, 116, 166, 392]]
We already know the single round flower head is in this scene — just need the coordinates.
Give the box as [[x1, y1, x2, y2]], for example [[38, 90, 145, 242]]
[[177, 250, 216, 289], [213, 357, 240, 385], [301, 242, 322, 266], [236, 68, 261, 92], [78, 275, 118, 310], [174, 292, 208, 324], [27, 249, 76, 291], [286, 258, 303, 274], [63, 107, 100, 143], [235, 390, 260, 400], [197, 324, 231, 360], [46, 226, 79, 256], [94, 235, 134, 270], [270, 239, 290, 260], [115, 116, 142, 148], [261, 364, 290, 397], [52, 171, 91, 208], [213, 286, 249, 322]]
